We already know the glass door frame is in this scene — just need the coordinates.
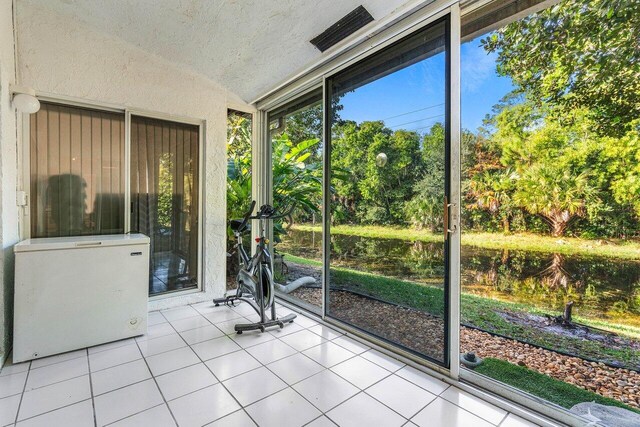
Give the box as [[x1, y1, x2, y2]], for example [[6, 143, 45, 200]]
[[125, 109, 205, 300], [261, 3, 461, 378], [320, 8, 460, 374]]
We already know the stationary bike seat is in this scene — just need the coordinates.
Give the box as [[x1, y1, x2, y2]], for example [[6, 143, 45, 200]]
[[229, 219, 251, 233]]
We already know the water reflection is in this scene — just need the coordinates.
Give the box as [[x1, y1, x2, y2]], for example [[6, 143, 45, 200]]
[[279, 229, 640, 320]]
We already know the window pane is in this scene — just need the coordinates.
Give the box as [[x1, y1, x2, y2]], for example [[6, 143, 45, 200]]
[[327, 18, 449, 364], [270, 89, 324, 315], [30, 102, 125, 238]]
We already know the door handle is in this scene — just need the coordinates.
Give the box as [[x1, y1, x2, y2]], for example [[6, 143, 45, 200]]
[[444, 196, 457, 240]]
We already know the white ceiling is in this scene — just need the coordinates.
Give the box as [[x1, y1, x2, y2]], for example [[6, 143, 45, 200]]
[[31, 0, 413, 102]]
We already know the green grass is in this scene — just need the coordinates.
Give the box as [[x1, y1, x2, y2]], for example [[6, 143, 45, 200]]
[[292, 224, 640, 260], [284, 253, 444, 316], [473, 358, 639, 413], [282, 253, 640, 369]]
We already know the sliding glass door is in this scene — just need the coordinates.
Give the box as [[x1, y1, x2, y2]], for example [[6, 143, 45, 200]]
[[130, 115, 200, 296], [324, 16, 451, 365]]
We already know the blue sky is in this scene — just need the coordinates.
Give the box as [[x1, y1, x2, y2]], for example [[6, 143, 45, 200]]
[[337, 35, 514, 133]]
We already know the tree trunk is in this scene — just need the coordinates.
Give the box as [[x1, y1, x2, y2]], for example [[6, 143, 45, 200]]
[[548, 213, 571, 237], [502, 215, 511, 233], [541, 253, 569, 288], [544, 209, 579, 237], [563, 301, 574, 324]]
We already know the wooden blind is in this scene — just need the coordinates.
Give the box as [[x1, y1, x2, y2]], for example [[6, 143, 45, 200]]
[[30, 102, 125, 238]]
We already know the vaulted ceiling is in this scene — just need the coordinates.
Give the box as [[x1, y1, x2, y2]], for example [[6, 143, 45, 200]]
[[27, 0, 418, 102]]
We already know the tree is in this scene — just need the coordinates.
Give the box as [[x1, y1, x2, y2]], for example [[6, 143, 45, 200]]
[[284, 104, 322, 146], [272, 135, 323, 222], [467, 169, 517, 233], [481, 103, 606, 237], [227, 112, 252, 159], [483, 0, 640, 136], [226, 112, 322, 242], [514, 165, 596, 237], [227, 112, 253, 224], [601, 121, 640, 217], [406, 123, 445, 231], [331, 121, 422, 225]]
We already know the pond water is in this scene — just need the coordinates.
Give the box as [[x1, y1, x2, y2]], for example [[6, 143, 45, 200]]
[[278, 229, 640, 324]]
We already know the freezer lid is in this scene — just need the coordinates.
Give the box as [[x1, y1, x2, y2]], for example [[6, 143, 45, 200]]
[[14, 233, 150, 253]]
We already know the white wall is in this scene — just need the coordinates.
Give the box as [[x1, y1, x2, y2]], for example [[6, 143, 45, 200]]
[[0, 0, 18, 365], [14, 0, 253, 311]]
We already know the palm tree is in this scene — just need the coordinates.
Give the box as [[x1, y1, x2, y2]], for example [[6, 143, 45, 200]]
[[513, 165, 597, 237], [468, 168, 517, 232]]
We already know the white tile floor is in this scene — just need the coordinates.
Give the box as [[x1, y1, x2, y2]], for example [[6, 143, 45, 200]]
[[0, 301, 542, 427]]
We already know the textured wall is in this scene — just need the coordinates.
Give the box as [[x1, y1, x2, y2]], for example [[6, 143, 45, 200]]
[[28, 0, 411, 101], [0, 0, 17, 365], [15, 2, 253, 310]]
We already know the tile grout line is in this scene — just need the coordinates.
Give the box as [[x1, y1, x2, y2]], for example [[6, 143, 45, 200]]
[[496, 411, 510, 426], [87, 339, 136, 356], [282, 300, 503, 421], [12, 398, 94, 426], [192, 303, 326, 425], [16, 370, 91, 394], [7, 355, 92, 425], [185, 313, 262, 427], [11, 358, 31, 425], [135, 309, 185, 426], [10, 347, 439, 426], [371, 390, 436, 426], [322, 391, 365, 425], [326, 367, 407, 420], [88, 310, 184, 425], [85, 349, 98, 427], [301, 414, 329, 427], [26, 352, 86, 371], [281, 316, 455, 424], [12, 310, 296, 404], [200, 408, 256, 427], [231, 311, 363, 423], [159, 306, 285, 426], [101, 403, 168, 427], [239, 345, 328, 423], [92, 376, 152, 399]]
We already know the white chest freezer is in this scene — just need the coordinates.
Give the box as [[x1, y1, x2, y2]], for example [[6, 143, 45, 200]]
[[13, 234, 150, 362]]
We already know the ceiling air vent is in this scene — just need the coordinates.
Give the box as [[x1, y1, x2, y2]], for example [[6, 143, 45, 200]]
[[310, 5, 374, 52]]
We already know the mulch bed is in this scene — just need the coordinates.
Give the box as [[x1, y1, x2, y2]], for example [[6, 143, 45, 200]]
[[461, 327, 640, 408], [284, 262, 640, 408], [324, 290, 445, 362]]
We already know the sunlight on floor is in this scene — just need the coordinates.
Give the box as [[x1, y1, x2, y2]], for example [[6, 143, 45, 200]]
[[1, 302, 541, 427]]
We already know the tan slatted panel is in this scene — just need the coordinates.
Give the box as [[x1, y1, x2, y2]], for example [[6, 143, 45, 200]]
[[29, 102, 125, 238]]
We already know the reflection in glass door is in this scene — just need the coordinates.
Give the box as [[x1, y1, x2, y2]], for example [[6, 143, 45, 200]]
[[325, 17, 450, 365], [130, 115, 200, 296]]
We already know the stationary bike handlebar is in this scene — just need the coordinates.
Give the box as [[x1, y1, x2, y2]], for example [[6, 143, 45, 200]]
[[235, 201, 294, 236], [237, 200, 257, 232], [244, 202, 294, 221]]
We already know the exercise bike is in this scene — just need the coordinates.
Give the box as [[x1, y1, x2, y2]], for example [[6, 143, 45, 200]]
[[213, 201, 296, 333]]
